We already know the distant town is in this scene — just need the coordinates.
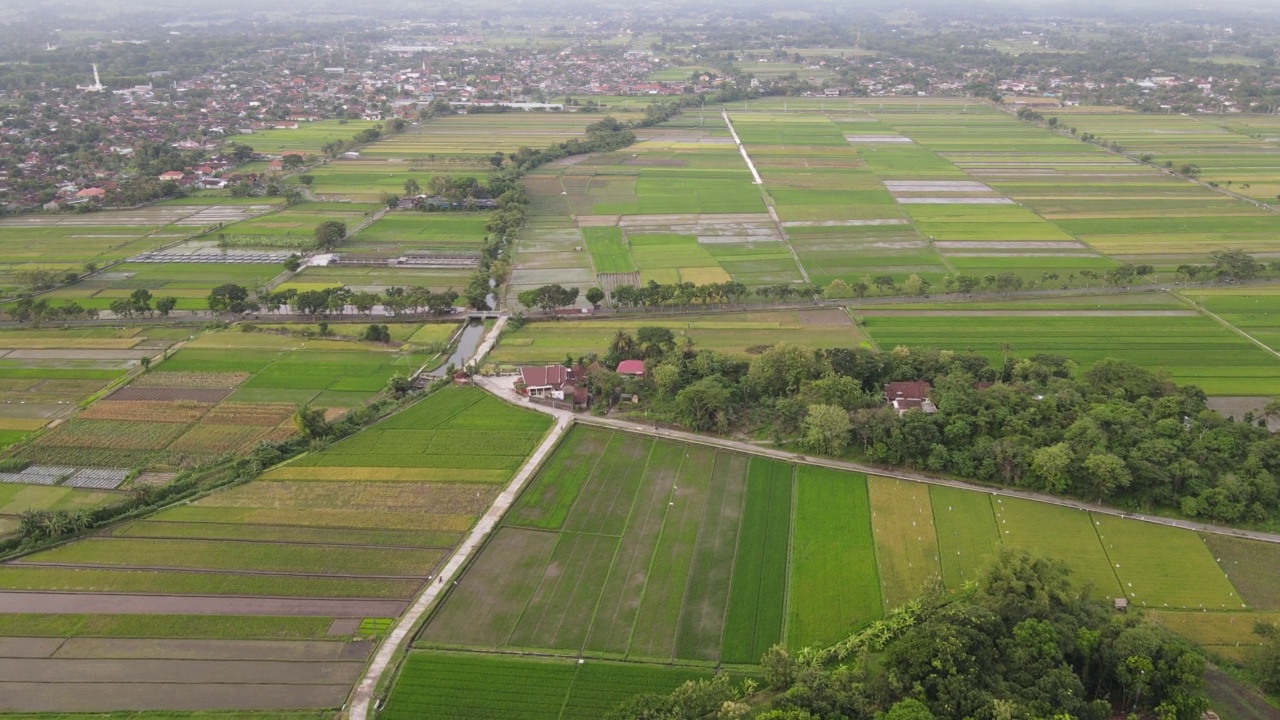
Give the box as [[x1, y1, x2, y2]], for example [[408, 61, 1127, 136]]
[[4, 11, 1280, 212]]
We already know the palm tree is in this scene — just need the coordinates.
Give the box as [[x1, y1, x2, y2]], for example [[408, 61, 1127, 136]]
[[41, 511, 71, 539], [69, 510, 93, 533]]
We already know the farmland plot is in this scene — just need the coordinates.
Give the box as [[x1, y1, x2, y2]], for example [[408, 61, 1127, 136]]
[[929, 486, 1001, 589], [422, 429, 753, 663], [787, 467, 882, 649], [379, 650, 714, 720], [1092, 515, 1242, 610], [0, 386, 551, 713], [867, 476, 941, 610], [992, 497, 1122, 597], [861, 313, 1280, 395], [721, 458, 791, 664]]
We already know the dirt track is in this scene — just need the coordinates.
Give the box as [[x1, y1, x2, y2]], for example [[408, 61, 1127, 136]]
[[0, 592, 407, 616]]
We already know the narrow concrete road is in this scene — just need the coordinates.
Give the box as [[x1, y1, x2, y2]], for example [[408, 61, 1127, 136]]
[[476, 377, 1280, 547], [723, 110, 763, 185], [344, 403, 570, 720], [467, 315, 506, 367]]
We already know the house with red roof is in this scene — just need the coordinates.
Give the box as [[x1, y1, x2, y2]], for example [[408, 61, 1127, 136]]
[[616, 359, 646, 377]]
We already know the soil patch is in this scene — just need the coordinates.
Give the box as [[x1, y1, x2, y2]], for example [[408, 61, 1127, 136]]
[[107, 387, 234, 403], [0, 637, 63, 658], [1207, 397, 1280, 431], [0, 657, 364, 684], [328, 618, 362, 635], [0, 680, 351, 712], [0, 592, 407, 617], [52, 637, 370, 662]]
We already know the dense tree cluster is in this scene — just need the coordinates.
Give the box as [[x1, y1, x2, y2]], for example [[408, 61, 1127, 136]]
[[205, 283, 460, 318], [516, 284, 579, 313], [609, 280, 753, 307], [598, 331, 1280, 524], [313, 220, 348, 249], [608, 550, 1209, 720], [1177, 249, 1270, 282], [107, 289, 178, 318]]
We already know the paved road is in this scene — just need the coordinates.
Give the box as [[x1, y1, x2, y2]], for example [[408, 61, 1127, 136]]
[[476, 375, 1280, 546], [344, 404, 570, 720]]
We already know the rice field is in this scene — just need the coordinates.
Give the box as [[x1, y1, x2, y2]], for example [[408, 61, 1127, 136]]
[[379, 650, 715, 720], [867, 476, 941, 610], [276, 388, 551, 483], [787, 466, 882, 649], [489, 309, 865, 365], [233, 120, 382, 155], [860, 312, 1280, 395]]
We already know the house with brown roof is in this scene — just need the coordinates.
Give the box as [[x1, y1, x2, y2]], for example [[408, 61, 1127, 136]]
[[519, 364, 590, 408], [519, 364, 568, 398], [884, 381, 937, 415]]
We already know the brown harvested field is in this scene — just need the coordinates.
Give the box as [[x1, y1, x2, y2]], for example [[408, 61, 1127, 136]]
[[197, 480, 500, 515], [0, 338, 143, 350], [132, 371, 250, 389], [3, 349, 153, 361], [0, 637, 64, 658], [159, 506, 478, 532], [264, 422, 301, 443], [32, 419, 188, 450], [203, 402, 296, 426], [262, 466, 507, 483], [328, 618, 361, 635], [1207, 397, 1280, 431], [168, 424, 274, 454], [80, 400, 211, 423], [0, 680, 351, 712], [0, 593, 408, 616], [48, 637, 371, 661], [107, 387, 234, 403], [0, 657, 364, 684]]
